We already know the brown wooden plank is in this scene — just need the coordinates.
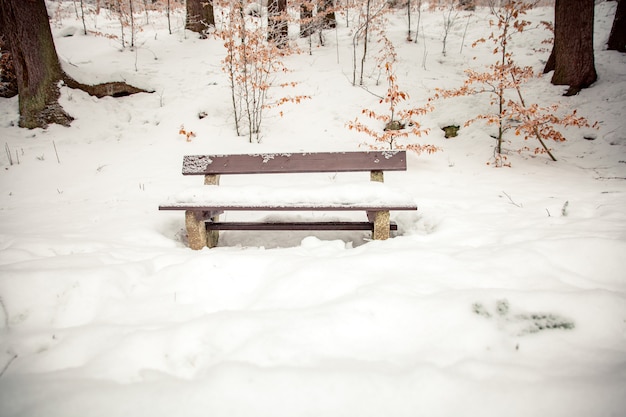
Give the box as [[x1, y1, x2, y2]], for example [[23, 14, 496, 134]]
[[182, 151, 407, 175], [205, 221, 398, 231], [159, 204, 417, 211]]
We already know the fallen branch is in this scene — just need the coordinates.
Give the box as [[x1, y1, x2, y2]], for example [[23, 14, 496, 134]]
[[63, 74, 151, 98]]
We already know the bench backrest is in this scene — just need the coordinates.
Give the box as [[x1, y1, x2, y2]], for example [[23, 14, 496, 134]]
[[182, 151, 407, 175]]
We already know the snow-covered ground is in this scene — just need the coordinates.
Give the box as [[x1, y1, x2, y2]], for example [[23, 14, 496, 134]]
[[1, 2, 625, 416]]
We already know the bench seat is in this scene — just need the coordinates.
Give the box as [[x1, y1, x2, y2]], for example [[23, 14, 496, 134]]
[[159, 183, 415, 247], [159, 183, 417, 209]]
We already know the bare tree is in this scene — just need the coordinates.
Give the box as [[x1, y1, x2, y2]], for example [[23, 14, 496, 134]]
[[543, 0, 597, 95], [441, 1, 458, 57]]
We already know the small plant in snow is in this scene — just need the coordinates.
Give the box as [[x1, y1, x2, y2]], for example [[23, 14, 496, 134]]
[[219, 0, 309, 143], [432, 0, 595, 166], [472, 302, 491, 318], [495, 298, 510, 316], [347, 33, 438, 154], [178, 125, 196, 142], [440, 0, 459, 57], [472, 299, 575, 336]]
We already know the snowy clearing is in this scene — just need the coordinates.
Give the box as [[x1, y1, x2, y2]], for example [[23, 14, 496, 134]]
[[0, 2, 625, 416]]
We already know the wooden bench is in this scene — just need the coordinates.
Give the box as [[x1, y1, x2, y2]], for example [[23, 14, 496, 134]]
[[159, 151, 417, 249]]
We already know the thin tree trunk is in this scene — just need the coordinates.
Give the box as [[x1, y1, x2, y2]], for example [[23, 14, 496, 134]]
[[407, 0, 412, 41], [167, 0, 172, 35], [79, 0, 87, 35], [360, 0, 371, 86], [129, 0, 135, 47]]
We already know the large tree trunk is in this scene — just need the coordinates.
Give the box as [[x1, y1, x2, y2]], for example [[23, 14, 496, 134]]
[[544, 0, 597, 96], [0, 0, 73, 128], [608, 0, 626, 52], [185, 0, 214, 36], [0, 0, 149, 129]]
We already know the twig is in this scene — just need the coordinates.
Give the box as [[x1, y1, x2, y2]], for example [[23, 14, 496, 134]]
[[357, 84, 385, 100], [0, 353, 17, 378], [0, 296, 8, 329], [53, 141, 60, 164], [5, 143, 13, 166], [460, 14, 471, 54], [502, 191, 522, 207], [421, 28, 428, 70], [335, 26, 339, 64], [511, 78, 557, 161], [595, 175, 626, 180]]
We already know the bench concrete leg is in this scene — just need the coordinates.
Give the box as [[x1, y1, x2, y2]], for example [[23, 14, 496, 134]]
[[371, 210, 390, 240], [204, 175, 221, 248], [185, 210, 207, 250], [207, 214, 220, 248], [204, 174, 220, 186], [369, 171, 390, 240], [370, 170, 384, 183]]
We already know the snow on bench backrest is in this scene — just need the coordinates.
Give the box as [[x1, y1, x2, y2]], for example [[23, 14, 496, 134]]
[[182, 151, 408, 175]]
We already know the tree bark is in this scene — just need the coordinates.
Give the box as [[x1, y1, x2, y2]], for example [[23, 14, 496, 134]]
[[185, 0, 214, 36], [608, 0, 626, 52], [0, 22, 18, 98], [0, 0, 73, 128], [544, 0, 597, 96], [0, 0, 149, 129]]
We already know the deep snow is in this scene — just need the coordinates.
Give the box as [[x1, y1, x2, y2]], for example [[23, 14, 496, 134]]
[[0, 2, 625, 416]]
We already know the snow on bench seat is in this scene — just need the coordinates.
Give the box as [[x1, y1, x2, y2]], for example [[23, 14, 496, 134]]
[[159, 182, 417, 211]]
